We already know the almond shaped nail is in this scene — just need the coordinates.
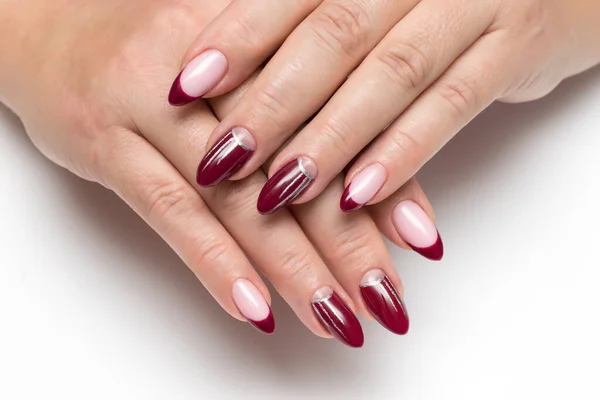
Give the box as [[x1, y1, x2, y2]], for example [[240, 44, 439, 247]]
[[360, 270, 409, 335], [257, 157, 317, 215], [232, 279, 275, 335], [196, 128, 256, 187], [392, 200, 444, 261], [311, 287, 364, 348], [168, 50, 228, 106], [340, 164, 388, 212]]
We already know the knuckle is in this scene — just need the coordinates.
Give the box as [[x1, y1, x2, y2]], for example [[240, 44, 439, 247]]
[[190, 234, 230, 269], [276, 246, 314, 283], [386, 129, 423, 170], [319, 115, 355, 158], [377, 41, 429, 92], [310, 1, 370, 58], [228, 12, 270, 55], [145, 180, 195, 221], [252, 85, 293, 132], [330, 225, 375, 263], [435, 76, 478, 120]]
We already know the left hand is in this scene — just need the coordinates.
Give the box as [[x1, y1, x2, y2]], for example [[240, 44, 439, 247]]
[[170, 0, 600, 214]]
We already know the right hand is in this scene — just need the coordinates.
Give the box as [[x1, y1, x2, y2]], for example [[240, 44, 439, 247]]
[[0, 0, 441, 346]]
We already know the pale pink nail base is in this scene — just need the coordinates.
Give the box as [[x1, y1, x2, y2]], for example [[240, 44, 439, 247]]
[[392, 200, 444, 261], [232, 279, 275, 334], [340, 164, 388, 212]]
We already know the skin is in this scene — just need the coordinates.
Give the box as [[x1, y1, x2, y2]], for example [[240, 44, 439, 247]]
[[185, 0, 600, 208], [0, 0, 436, 340]]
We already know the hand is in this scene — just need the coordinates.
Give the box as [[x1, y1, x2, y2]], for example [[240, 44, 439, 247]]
[[0, 0, 441, 346], [173, 0, 600, 214]]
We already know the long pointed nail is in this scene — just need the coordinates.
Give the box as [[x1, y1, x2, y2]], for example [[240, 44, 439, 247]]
[[257, 157, 317, 215], [232, 279, 275, 335], [360, 270, 409, 335], [197, 128, 256, 187], [311, 287, 364, 348], [340, 164, 388, 212], [168, 50, 228, 106], [392, 200, 444, 261]]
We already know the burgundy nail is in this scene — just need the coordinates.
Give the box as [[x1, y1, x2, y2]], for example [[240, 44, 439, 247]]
[[248, 311, 275, 335], [168, 70, 198, 106], [340, 191, 362, 213], [410, 233, 444, 261], [257, 157, 317, 215], [360, 270, 409, 335], [197, 128, 256, 187], [311, 287, 364, 348]]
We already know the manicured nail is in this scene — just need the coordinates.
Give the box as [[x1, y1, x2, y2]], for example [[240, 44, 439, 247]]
[[360, 270, 409, 335], [311, 287, 364, 348], [340, 164, 388, 212], [196, 128, 256, 187], [257, 157, 317, 215], [168, 49, 228, 106], [232, 279, 275, 335], [392, 200, 444, 261]]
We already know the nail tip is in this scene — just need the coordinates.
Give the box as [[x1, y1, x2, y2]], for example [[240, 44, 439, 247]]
[[249, 312, 275, 335], [339, 195, 363, 213], [411, 233, 444, 261], [168, 74, 198, 106]]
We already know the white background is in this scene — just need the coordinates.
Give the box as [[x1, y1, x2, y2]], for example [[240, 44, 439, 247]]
[[1, 68, 599, 399]]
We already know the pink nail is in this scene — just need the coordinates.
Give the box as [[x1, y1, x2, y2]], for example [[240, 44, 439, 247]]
[[168, 49, 228, 106], [392, 200, 444, 261], [232, 279, 274, 334], [340, 164, 388, 212]]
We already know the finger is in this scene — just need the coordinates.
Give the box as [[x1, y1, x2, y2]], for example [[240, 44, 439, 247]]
[[368, 178, 443, 261], [96, 128, 275, 334], [137, 100, 364, 347], [195, 0, 419, 187], [168, 0, 322, 105], [261, 0, 495, 214], [348, 30, 512, 207]]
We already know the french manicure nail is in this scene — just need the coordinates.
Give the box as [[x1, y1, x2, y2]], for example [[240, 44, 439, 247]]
[[232, 279, 275, 335], [311, 287, 364, 348], [168, 49, 228, 106], [392, 200, 444, 261], [360, 270, 409, 335], [340, 164, 388, 212], [257, 157, 317, 215], [196, 128, 256, 187]]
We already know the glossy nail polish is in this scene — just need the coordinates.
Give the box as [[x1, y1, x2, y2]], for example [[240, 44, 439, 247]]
[[360, 270, 409, 335], [196, 128, 256, 187], [232, 279, 275, 335], [340, 164, 388, 212], [257, 157, 317, 215], [392, 200, 444, 261], [311, 287, 364, 348], [168, 49, 228, 106]]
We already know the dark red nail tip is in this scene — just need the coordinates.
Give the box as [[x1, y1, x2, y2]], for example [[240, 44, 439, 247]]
[[410, 232, 444, 261], [196, 130, 254, 187], [257, 159, 315, 215], [340, 186, 363, 213], [312, 291, 364, 348], [168, 71, 199, 106], [248, 310, 275, 335], [360, 275, 409, 335]]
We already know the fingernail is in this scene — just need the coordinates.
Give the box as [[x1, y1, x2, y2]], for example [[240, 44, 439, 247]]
[[232, 279, 275, 335], [311, 287, 364, 348], [168, 49, 228, 106], [392, 200, 444, 261], [340, 164, 388, 212], [360, 270, 409, 335], [257, 157, 317, 215], [196, 128, 256, 187]]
